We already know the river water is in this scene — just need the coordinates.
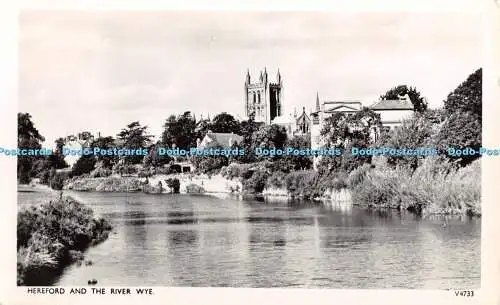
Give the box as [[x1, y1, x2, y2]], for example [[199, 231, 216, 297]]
[[48, 191, 480, 289]]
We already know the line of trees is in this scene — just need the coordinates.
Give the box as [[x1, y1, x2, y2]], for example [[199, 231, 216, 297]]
[[17, 68, 482, 193]]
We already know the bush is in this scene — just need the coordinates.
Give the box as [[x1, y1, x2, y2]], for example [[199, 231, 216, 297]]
[[284, 170, 318, 198], [185, 183, 206, 194], [242, 169, 269, 194], [71, 155, 96, 177], [17, 197, 112, 285], [49, 173, 66, 190], [350, 156, 481, 215], [266, 171, 287, 189], [165, 178, 180, 193]]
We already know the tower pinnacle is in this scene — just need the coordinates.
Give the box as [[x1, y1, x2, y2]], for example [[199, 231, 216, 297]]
[[315, 92, 320, 112]]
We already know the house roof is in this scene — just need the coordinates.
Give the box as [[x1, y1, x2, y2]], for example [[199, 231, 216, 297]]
[[324, 105, 361, 112], [369, 99, 414, 110], [296, 111, 310, 122], [323, 101, 363, 112], [203, 132, 243, 147]]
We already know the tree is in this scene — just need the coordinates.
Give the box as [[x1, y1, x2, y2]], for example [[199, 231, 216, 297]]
[[251, 124, 288, 161], [210, 112, 241, 134], [320, 108, 381, 147], [381, 113, 435, 170], [117, 121, 153, 164], [380, 85, 428, 113], [435, 68, 482, 166], [91, 136, 117, 169], [443, 68, 482, 117], [233, 114, 264, 163], [161, 112, 197, 150], [47, 137, 68, 169], [143, 141, 172, 168], [281, 135, 312, 171], [71, 154, 96, 177], [318, 108, 381, 174], [17, 113, 45, 184]]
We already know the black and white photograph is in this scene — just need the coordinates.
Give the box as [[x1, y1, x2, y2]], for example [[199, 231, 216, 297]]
[[13, 8, 484, 292]]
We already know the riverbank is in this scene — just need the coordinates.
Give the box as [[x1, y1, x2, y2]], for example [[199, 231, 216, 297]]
[[64, 173, 243, 195], [17, 195, 112, 285]]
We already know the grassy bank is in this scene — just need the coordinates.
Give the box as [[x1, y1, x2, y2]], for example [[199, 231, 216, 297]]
[[220, 157, 481, 217], [349, 157, 481, 216], [17, 197, 112, 286]]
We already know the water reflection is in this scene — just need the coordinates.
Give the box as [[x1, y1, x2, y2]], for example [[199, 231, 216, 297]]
[[48, 191, 481, 289]]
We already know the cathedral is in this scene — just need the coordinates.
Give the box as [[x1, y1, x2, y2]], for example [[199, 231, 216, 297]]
[[244, 68, 283, 124]]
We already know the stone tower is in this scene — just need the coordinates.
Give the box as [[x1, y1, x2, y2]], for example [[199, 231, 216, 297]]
[[244, 68, 283, 124]]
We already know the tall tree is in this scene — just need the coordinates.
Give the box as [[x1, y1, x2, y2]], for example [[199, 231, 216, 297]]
[[210, 112, 241, 134], [117, 121, 153, 164], [380, 85, 428, 113], [91, 136, 117, 168], [161, 112, 197, 149], [17, 113, 45, 183], [435, 68, 482, 166]]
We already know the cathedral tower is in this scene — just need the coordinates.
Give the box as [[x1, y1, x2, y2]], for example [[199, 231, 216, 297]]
[[244, 68, 283, 124]]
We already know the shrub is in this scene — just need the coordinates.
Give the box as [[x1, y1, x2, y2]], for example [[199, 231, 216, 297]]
[[17, 198, 112, 285], [49, 173, 66, 190], [284, 170, 318, 198], [165, 178, 180, 193], [185, 184, 206, 194], [242, 169, 269, 194], [350, 156, 481, 215], [266, 171, 287, 189]]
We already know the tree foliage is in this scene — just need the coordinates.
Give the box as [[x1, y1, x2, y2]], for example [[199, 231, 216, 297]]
[[18, 113, 45, 184], [117, 121, 153, 164], [435, 68, 482, 166], [380, 85, 428, 113], [161, 112, 197, 150], [210, 112, 241, 134]]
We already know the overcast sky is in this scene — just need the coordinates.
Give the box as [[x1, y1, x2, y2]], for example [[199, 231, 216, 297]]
[[18, 10, 482, 146]]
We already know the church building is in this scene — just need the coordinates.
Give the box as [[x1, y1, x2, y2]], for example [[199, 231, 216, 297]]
[[244, 68, 283, 125]]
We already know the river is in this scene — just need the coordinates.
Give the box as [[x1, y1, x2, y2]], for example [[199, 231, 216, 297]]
[[42, 191, 480, 288]]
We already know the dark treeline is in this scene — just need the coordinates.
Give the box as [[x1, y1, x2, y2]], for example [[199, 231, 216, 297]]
[[17, 68, 482, 215]]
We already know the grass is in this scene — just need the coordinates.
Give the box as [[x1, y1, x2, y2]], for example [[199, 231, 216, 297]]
[[350, 156, 481, 216]]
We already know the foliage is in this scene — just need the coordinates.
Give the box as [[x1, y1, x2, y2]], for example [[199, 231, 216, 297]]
[[165, 178, 180, 193], [143, 142, 172, 168], [320, 108, 381, 151], [242, 168, 269, 194], [71, 155, 96, 177], [280, 135, 313, 171], [380, 113, 436, 170], [18, 113, 45, 184], [210, 112, 241, 134], [117, 121, 153, 164], [435, 68, 482, 166], [443, 68, 482, 117], [17, 198, 112, 285], [190, 145, 229, 174], [91, 136, 117, 169], [161, 112, 197, 150], [49, 173, 67, 190], [350, 157, 481, 216], [380, 85, 428, 113]]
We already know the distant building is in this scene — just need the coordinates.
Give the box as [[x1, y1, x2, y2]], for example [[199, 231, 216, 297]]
[[272, 107, 311, 138], [310, 92, 414, 170], [196, 131, 243, 149], [244, 68, 283, 124]]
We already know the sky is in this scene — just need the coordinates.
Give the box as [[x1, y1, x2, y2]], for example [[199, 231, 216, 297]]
[[18, 10, 482, 147]]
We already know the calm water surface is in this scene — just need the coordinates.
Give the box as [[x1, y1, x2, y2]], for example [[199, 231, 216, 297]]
[[45, 191, 480, 288]]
